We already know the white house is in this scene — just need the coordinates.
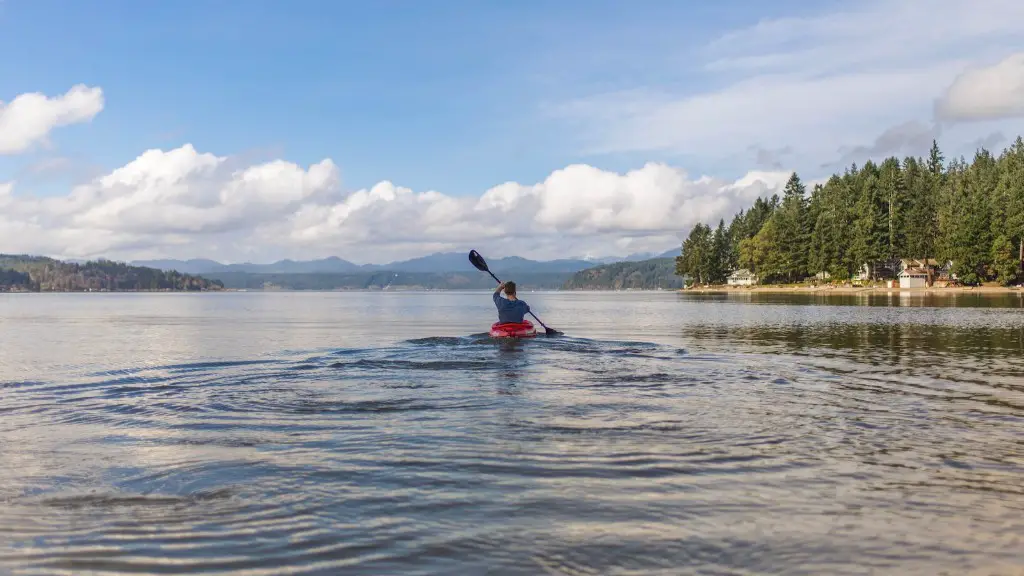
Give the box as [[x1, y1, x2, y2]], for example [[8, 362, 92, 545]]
[[727, 269, 758, 286], [898, 268, 928, 289]]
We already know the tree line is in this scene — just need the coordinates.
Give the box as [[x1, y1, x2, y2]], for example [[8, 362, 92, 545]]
[[562, 258, 683, 290], [676, 137, 1024, 286], [0, 255, 224, 292]]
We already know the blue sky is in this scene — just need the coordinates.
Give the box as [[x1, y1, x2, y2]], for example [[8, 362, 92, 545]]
[[0, 0, 826, 195], [1, 0, 1022, 263]]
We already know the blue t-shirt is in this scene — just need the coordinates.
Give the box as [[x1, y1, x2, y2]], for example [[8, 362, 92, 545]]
[[493, 291, 530, 323]]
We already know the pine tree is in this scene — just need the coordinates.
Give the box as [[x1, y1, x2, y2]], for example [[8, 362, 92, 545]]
[[993, 137, 1024, 284], [710, 219, 730, 283], [879, 157, 908, 262], [774, 172, 809, 282], [809, 174, 854, 279], [927, 139, 944, 176], [903, 156, 938, 266], [676, 224, 714, 285], [851, 170, 887, 279]]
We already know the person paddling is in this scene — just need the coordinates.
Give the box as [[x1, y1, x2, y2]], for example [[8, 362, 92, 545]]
[[493, 281, 530, 324]]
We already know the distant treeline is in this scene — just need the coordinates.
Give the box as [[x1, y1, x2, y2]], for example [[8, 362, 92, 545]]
[[561, 258, 683, 290], [204, 271, 574, 290], [0, 255, 224, 292], [676, 137, 1024, 286]]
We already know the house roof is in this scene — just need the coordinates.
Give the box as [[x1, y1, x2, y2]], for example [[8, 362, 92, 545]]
[[900, 258, 940, 266], [899, 267, 929, 276]]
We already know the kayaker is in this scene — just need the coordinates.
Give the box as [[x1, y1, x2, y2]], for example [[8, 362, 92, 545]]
[[493, 281, 530, 324]]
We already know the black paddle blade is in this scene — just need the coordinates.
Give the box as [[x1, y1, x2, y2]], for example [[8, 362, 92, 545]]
[[468, 250, 489, 272], [544, 327, 563, 336]]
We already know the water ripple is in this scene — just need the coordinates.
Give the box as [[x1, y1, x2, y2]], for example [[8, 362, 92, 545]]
[[2, 293, 1023, 574]]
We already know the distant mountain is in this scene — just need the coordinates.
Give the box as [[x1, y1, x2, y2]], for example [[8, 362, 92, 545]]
[[208, 271, 574, 291], [133, 252, 597, 275], [562, 257, 683, 290], [1, 254, 223, 292], [131, 258, 227, 274], [586, 248, 679, 264], [376, 252, 471, 273], [131, 256, 364, 275], [232, 256, 363, 274]]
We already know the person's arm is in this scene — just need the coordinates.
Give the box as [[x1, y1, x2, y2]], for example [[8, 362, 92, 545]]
[[493, 285, 504, 307], [493, 281, 505, 293]]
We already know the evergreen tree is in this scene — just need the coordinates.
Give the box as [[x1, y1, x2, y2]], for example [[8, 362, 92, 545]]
[[773, 172, 810, 281], [927, 139, 945, 176], [851, 170, 887, 279], [809, 174, 854, 279], [903, 156, 939, 265], [676, 223, 714, 285], [992, 137, 1024, 284], [710, 219, 730, 283], [879, 157, 908, 261]]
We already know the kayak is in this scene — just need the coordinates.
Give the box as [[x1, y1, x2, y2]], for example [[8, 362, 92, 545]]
[[489, 320, 537, 338]]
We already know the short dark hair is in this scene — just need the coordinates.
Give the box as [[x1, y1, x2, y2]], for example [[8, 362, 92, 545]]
[[504, 281, 516, 295]]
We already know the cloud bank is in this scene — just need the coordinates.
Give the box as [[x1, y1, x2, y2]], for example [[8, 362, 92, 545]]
[[0, 138, 791, 263]]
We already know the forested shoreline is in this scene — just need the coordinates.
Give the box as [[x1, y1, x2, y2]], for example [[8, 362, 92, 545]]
[[676, 138, 1024, 287], [0, 255, 224, 292]]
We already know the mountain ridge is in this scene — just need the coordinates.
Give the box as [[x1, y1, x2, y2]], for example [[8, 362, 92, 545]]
[[132, 249, 681, 275]]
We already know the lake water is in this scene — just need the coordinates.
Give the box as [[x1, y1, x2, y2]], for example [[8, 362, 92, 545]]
[[1, 291, 1022, 575]]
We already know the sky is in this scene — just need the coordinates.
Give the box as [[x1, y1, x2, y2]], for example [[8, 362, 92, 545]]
[[1, 0, 1023, 264]]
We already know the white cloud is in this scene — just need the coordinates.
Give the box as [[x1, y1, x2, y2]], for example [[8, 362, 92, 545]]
[[555, 0, 1024, 176], [0, 85, 104, 154], [0, 144, 789, 263], [936, 53, 1024, 121]]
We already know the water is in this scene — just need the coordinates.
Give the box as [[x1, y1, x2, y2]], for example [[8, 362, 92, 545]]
[[1, 291, 1022, 575]]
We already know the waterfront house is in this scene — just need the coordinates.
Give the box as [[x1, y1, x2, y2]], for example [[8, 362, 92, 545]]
[[898, 267, 928, 289], [727, 269, 758, 286]]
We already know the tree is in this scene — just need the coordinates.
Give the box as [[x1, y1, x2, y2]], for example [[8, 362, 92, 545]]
[[739, 216, 785, 281], [710, 219, 730, 283], [927, 139, 945, 175], [879, 157, 908, 261], [773, 172, 810, 282], [992, 137, 1024, 284], [676, 223, 714, 285], [851, 169, 887, 279], [809, 174, 854, 279], [903, 156, 939, 266]]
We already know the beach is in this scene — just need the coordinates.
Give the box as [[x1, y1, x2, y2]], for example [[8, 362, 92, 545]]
[[683, 284, 1024, 295]]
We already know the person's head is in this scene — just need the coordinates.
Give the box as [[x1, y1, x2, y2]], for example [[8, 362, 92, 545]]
[[504, 281, 517, 297]]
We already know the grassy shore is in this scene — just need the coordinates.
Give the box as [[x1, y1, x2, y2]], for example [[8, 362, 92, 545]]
[[682, 283, 1023, 295]]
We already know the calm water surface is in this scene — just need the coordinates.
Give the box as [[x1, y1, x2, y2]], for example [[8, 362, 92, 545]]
[[1, 291, 1022, 575]]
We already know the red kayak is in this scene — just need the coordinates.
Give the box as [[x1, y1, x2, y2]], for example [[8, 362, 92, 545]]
[[489, 320, 537, 338]]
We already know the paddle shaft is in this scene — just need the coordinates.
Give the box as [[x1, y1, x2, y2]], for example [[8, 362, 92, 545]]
[[487, 271, 551, 331]]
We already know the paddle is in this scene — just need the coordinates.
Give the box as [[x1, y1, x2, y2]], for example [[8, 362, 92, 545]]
[[469, 250, 562, 336]]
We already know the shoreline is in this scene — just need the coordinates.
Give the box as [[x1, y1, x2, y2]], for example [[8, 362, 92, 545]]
[[681, 285, 1023, 295]]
